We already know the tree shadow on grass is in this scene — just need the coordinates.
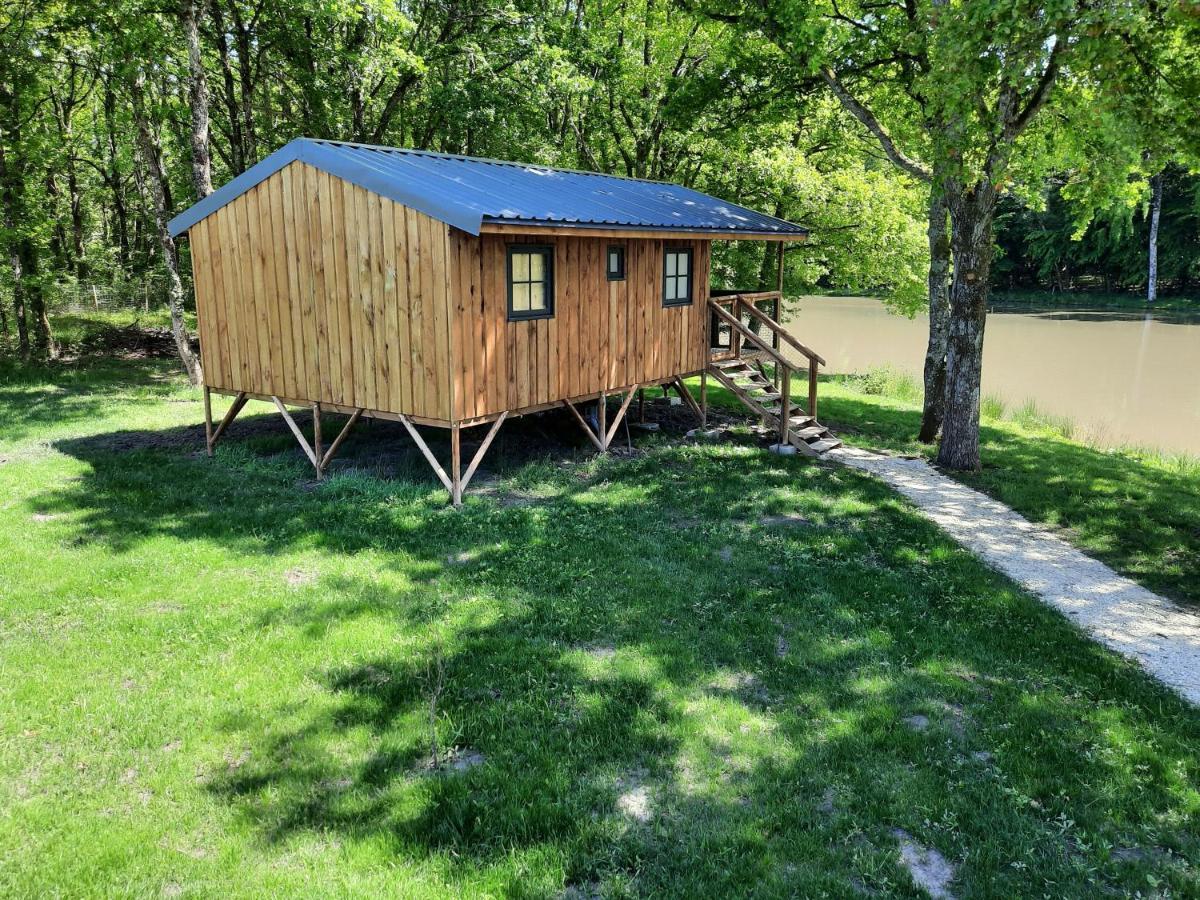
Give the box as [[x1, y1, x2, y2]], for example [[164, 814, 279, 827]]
[[36, 397, 1200, 895], [816, 390, 1200, 607]]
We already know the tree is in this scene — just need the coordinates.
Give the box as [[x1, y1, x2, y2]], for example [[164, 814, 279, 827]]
[[0, 0, 57, 359]]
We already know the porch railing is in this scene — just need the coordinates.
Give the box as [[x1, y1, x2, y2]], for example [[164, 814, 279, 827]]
[[707, 291, 826, 419]]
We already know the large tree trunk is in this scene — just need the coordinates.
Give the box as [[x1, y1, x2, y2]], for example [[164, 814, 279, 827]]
[[937, 183, 997, 472], [130, 70, 203, 385], [918, 184, 951, 442], [1147, 168, 1162, 304], [182, 0, 213, 200]]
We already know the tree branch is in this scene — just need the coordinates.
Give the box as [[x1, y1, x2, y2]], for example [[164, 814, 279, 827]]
[[820, 65, 931, 182]]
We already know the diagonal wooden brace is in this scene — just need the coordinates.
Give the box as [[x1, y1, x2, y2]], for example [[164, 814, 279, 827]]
[[319, 408, 363, 472], [398, 415, 454, 493], [273, 396, 319, 471], [562, 398, 605, 451], [673, 378, 704, 424], [604, 385, 640, 448], [460, 412, 508, 493], [208, 391, 248, 455]]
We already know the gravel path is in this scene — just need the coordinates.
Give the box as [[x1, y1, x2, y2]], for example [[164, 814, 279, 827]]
[[829, 446, 1200, 706]]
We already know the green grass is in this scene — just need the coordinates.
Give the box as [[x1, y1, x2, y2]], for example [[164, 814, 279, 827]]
[[804, 369, 1200, 609], [2, 317, 1199, 897]]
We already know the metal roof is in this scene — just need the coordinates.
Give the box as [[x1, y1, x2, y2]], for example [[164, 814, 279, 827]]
[[168, 138, 809, 239]]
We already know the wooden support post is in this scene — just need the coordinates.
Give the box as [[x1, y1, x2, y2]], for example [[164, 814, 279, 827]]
[[208, 391, 248, 454], [808, 362, 819, 419], [598, 392, 607, 450], [273, 396, 319, 470], [450, 424, 462, 507], [312, 403, 323, 480], [203, 386, 214, 457], [562, 399, 605, 451], [779, 367, 792, 446], [604, 386, 639, 448], [700, 370, 708, 426], [398, 415, 454, 493], [460, 412, 508, 493], [319, 408, 363, 472], [638, 389, 645, 423]]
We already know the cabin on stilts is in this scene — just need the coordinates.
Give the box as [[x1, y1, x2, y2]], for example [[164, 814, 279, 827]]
[[168, 138, 839, 505]]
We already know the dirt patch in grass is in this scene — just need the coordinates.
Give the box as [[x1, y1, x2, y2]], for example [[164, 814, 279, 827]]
[[893, 829, 956, 899]]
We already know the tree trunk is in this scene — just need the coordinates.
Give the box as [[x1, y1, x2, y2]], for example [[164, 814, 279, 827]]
[[937, 183, 997, 472], [182, 0, 213, 200], [918, 184, 951, 442], [130, 70, 203, 385], [1147, 168, 1162, 304], [0, 124, 51, 358], [210, 1, 246, 174], [7, 240, 28, 356], [19, 237, 53, 358]]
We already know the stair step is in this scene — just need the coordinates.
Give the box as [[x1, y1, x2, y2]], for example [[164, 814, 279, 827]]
[[713, 358, 746, 369], [809, 438, 842, 453], [788, 414, 815, 426], [792, 425, 828, 441]]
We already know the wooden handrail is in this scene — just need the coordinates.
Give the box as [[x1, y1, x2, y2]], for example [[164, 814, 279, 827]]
[[735, 299, 826, 367], [708, 301, 795, 373]]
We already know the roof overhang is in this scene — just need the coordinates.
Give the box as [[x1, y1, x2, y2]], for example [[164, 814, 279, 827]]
[[478, 221, 808, 242]]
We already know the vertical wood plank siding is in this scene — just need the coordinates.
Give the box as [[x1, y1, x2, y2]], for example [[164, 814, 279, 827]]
[[189, 161, 711, 425], [446, 232, 710, 421], [193, 161, 454, 420]]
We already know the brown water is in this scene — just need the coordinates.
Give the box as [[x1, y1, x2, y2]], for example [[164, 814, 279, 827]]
[[781, 296, 1200, 455]]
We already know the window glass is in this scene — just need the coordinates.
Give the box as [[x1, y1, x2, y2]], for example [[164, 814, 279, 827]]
[[607, 245, 625, 280], [663, 248, 693, 307], [508, 246, 554, 320]]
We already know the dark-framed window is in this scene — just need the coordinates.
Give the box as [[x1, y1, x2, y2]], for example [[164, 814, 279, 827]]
[[507, 244, 554, 321], [607, 244, 626, 281], [663, 246, 693, 307]]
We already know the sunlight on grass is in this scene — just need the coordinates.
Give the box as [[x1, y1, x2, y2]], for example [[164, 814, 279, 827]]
[[1, 335, 1199, 896]]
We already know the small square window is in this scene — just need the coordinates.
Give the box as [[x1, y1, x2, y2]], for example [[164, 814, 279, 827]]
[[607, 245, 625, 281], [507, 245, 554, 321], [663, 247, 693, 307]]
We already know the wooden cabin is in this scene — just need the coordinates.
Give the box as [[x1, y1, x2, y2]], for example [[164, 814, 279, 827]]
[[169, 138, 838, 503]]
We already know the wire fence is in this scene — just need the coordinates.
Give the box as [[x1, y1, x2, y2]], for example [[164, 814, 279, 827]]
[[46, 275, 190, 314]]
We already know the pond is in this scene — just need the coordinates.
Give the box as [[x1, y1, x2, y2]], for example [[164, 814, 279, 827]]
[[780, 296, 1200, 456]]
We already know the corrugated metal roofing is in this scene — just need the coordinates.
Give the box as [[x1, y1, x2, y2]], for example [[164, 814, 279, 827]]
[[168, 138, 808, 239]]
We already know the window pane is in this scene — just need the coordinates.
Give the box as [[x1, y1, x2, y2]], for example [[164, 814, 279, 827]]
[[529, 282, 545, 310], [677, 253, 688, 275], [665, 278, 677, 302], [513, 283, 530, 311], [529, 252, 544, 282], [513, 253, 530, 282], [609, 250, 619, 273], [666, 252, 677, 277]]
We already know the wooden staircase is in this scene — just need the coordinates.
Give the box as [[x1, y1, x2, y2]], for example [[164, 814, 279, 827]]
[[707, 295, 841, 457]]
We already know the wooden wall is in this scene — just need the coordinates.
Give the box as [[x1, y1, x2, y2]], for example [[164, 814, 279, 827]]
[[449, 232, 710, 421], [189, 162, 710, 425], [190, 160, 454, 421]]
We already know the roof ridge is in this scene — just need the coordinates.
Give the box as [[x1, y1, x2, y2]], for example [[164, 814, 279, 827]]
[[305, 138, 685, 188]]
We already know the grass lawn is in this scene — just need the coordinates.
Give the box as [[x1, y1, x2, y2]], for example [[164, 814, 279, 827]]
[[2, 315, 1199, 897], [791, 373, 1200, 611]]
